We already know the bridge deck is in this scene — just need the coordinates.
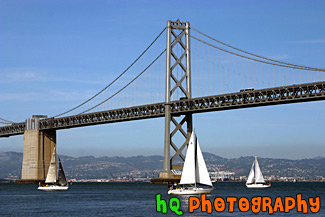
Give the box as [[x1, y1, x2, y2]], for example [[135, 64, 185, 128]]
[[1, 81, 324, 137]]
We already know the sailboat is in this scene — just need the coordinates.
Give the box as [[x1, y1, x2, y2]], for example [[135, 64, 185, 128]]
[[246, 156, 271, 189], [38, 147, 69, 191], [168, 130, 213, 195]]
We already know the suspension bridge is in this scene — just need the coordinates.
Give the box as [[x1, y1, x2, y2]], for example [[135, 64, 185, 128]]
[[1, 20, 324, 183]]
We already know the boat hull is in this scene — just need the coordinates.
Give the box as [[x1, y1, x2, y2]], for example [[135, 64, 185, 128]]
[[168, 187, 213, 195], [38, 185, 68, 191], [246, 183, 271, 189]]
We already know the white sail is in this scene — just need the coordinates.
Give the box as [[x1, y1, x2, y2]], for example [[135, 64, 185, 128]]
[[58, 157, 67, 186], [246, 161, 255, 184], [179, 132, 196, 185], [254, 157, 265, 183], [245, 156, 270, 189], [168, 130, 214, 195], [45, 147, 57, 183], [180, 130, 212, 187], [195, 139, 213, 187]]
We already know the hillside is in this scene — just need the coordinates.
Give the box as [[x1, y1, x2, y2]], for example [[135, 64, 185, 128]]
[[0, 152, 324, 180]]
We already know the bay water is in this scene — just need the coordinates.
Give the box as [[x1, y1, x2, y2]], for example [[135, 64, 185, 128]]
[[0, 182, 324, 216]]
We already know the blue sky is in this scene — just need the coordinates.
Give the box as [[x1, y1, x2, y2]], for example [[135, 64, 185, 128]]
[[0, 0, 324, 159]]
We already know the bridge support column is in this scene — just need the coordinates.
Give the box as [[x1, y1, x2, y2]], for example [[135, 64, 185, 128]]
[[15, 118, 56, 184], [157, 20, 192, 182]]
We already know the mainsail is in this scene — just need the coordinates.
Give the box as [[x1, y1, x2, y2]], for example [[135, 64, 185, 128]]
[[57, 157, 67, 186], [254, 157, 266, 183], [179, 130, 212, 187], [45, 147, 57, 183], [246, 156, 266, 185]]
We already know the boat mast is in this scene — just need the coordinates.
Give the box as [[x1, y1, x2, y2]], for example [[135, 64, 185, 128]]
[[194, 134, 197, 188], [254, 156, 257, 184]]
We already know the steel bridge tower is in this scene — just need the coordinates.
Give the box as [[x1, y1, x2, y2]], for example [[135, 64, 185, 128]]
[[159, 19, 192, 180]]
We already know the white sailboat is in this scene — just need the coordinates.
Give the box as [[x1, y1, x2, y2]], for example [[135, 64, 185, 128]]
[[38, 147, 69, 191], [246, 156, 271, 189], [168, 130, 213, 195]]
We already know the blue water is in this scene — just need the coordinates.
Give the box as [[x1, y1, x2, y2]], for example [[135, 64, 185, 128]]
[[0, 182, 324, 216]]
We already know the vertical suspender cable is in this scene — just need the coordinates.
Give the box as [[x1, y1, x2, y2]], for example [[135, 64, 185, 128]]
[[202, 40, 205, 96], [197, 36, 200, 97], [207, 45, 210, 96], [261, 62, 264, 88], [217, 47, 220, 94], [222, 50, 226, 93], [314, 70, 316, 82], [213, 47, 216, 95]]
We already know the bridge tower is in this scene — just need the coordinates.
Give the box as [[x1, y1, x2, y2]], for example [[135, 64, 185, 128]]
[[159, 20, 192, 180], [15, 116, 56, 184]]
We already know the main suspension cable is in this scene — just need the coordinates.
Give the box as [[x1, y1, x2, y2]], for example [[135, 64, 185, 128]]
[[52, 27, 167, 118], [191, 27, 325, 72], [0, 117, 15, 124], [191, 35, 325, 71], [79, 49, 167, 114]]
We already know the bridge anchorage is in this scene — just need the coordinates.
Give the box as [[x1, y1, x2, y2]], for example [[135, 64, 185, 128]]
[[0, 19, 325, 184]]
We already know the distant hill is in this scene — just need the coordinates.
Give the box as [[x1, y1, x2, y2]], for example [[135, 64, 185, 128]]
[[0, 152, 324, 180], [0, 152, 22, 179]]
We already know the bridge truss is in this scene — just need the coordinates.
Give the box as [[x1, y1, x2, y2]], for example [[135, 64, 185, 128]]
[[1, 81, 324, 137]]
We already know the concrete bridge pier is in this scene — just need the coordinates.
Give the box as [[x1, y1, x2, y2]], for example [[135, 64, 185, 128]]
[[15, 117, 56, 184]]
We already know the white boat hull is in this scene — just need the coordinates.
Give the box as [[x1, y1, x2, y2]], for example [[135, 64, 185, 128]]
[[168, 187, 213, 195], [246, 183, 271, 189], [38, 185, 68, 191]]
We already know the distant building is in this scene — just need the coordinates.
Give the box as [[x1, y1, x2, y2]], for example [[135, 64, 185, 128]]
[[209, 168, 235, 182]]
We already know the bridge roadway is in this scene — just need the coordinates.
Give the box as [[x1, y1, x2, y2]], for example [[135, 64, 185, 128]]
[[1, 81, 324, 138]]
